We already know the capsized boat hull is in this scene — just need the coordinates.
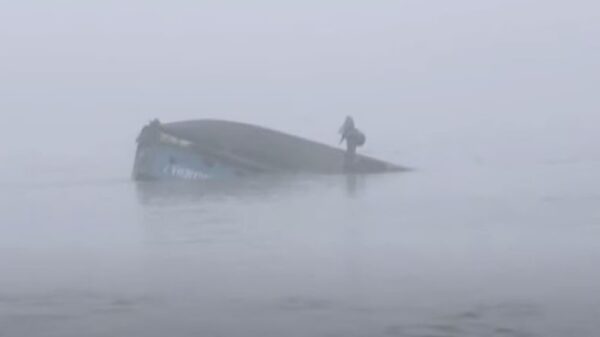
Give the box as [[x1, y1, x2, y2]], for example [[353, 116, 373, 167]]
[[132, 119, 407, 181]]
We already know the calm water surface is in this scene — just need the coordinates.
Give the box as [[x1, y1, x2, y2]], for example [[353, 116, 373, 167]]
[[0, 161, 599, 337]]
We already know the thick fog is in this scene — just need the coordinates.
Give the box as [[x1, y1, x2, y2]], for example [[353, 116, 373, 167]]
[[2, 2, 600, 337], [1, 0, 598, 175]]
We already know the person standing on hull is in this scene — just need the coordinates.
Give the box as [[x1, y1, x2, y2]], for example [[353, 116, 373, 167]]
[[339, 116, 366, 171]]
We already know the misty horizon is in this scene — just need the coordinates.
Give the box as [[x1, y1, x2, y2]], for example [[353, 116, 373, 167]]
[[1, 2, 599, 337]]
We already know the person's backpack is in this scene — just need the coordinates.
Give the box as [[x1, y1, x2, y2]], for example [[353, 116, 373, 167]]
[[354, 129, 366, 147]]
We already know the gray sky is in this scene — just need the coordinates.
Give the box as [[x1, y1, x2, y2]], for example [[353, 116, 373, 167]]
[[1, 0, 598, 168]]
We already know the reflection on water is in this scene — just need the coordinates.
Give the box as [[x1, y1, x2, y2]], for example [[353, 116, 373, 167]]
[[1, 165, 600, 337], [344, 174, 366, 197], [135, 173, 372, 206], [135, 175, 306, 205], [135, 174, 373, 247]]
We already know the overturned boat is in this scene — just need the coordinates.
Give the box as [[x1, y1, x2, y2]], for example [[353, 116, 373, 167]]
[[132, 119, 406, 181]]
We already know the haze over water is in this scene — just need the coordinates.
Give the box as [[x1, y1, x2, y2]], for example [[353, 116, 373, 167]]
[[1, 1, 599, 336]]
